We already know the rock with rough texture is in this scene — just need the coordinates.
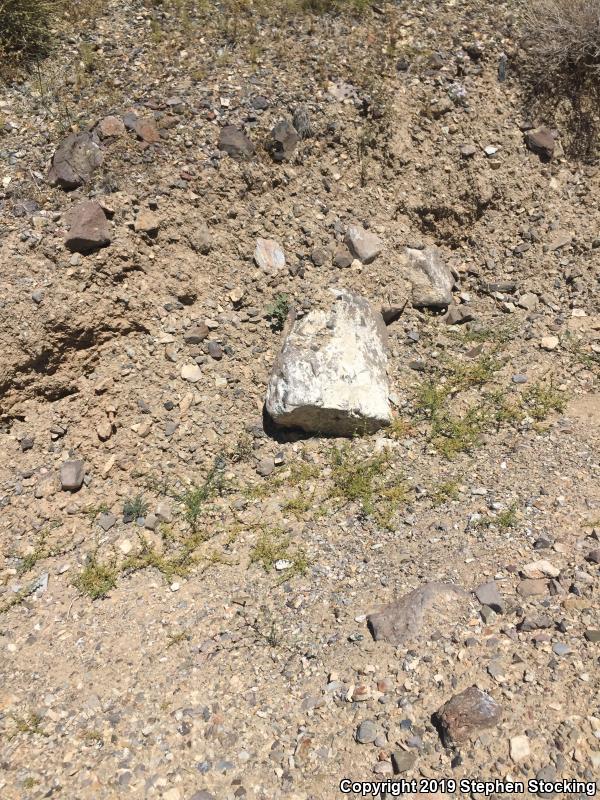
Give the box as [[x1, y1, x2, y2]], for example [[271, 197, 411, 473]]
[[292, 105, 313, 140], [97, 116, 126, 138], [218, 126, 255, 159], [254, 238, 285, 274], [269, 120, 300, 162], [356, 719, 378, 744], [48, 132, 103, 190], [135, 211, 160, 235], [60, 460, 85, 492], [475, 580, 505, 613], [181, 364, 202, 383], [517, 578, 548, 597], [525, 126, 555, 161], [434, 687, 502, 746], [367, 582, 468, 646], [345, 224, 383, 264], [64, 201, 111, 254], [133, 116, 160, 143], [404, 247, 454, 308], [510, 734, 531, 762], [265, 289, 391, 436]]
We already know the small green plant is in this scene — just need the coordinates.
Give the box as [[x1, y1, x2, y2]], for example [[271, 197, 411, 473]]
[[328, 445, 407, 527], [250, 527, 308, 581], [178, 459, 226, 532], [73, 555, 117, 600], [123, 494, 148, 522], [11, 713, 45, 738], [475, 503, 519, 531], [166, 629, 192, 648], [430, 480, 460, 507], [521, 381, 566, 421], [387, 417, 414, 440], [265, 294, 290, 332]]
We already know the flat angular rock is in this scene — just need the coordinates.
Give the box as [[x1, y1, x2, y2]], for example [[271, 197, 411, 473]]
[[434, 687, 502, 746], [254, 238, 285, 274], [475, 580, 505, 613], [404, 247, 454, 308], [65, 201, 111, 254], [48, 132, 103, 190], [266, 289, 391, 436], [345, 224, 383, 264], [60, 460, 85, 492], [525, 126, 555, 161], [517, 578, 548, 597], [367, 582, 468, 646], [186, 219, 211, 254], [218, 126, 254, 159], [269, 120, 300, 162]]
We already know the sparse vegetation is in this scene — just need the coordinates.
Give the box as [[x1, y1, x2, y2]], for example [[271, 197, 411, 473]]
[[72, 555, 118, 600], [123, 494, 148, 522], [521, 380, 567, 422], [265, 293, 290, 332], [521, 0, 600, 159], [0, 0, 56, 73], [250, 527, 309, 581]]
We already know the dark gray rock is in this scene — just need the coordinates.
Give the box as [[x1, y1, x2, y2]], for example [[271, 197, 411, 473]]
[[269, 120, 299, 162], [48, 132, 103, 190], [356, 719, 378, 744], [218, 126, 255, 159]]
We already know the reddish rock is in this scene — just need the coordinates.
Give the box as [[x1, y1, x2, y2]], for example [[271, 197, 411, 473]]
[[434, 686, 502, 746], [65, 201, 111, 254], [133, 117, 160, 143], [98, 115, 126, 138], [48, 132, 103, 190]]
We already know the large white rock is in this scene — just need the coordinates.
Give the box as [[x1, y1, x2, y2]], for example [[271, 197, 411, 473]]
[[265, 289, 392, 435]]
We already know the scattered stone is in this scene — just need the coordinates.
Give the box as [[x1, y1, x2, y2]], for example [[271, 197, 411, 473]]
[[367, 582, 468, 646], [65, 201, 111, 254], [98, 512, 117, 532], [512, 374, 528, 384], [188, 219, 212, 254], [185, 324, 210, 344], [522, 559, 560, 579], [445, 304, 474, 325], [218, 126, 254, 159], [135, 211, 160, 235], [269, 120, 300, 162], [96, 421, 113, 442], [434, 687, 502, 746], [133, 116, 160, 143], [257, 458, 275, 477], [118, 539, 133, 555], [266, 289, 392, 435], [60, 460, 85, 492], [20, 435, 34, 451], [584, 630, 600, 642], [391, 750, 417, 773], [541, 335, 559, 351], [48, 132, 103, 190], [356, 720, 378, 744], [475, 580, 505, 613], [460, 144, 477, 158], [517, 578, 548, 597], [293, 105, 313, 139], [586, 549, 600, 564], [510, 734, 531, 763], [333, 247, 353, 268], [344, 224, 383, 264], [254, 238, 285, 274], [181, 364, 202, 383], [311, 247, 328, 267], [98, 115, 126, 138], [552, 642, 571, 656], [381, 305, 406, 326], [525, 127, 555, 161], [404, 247, 454, 308]]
